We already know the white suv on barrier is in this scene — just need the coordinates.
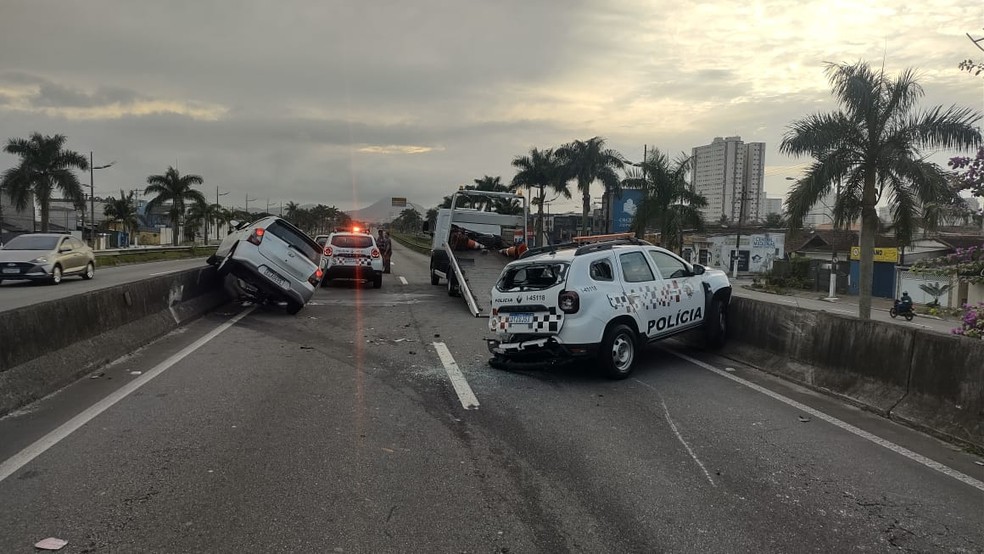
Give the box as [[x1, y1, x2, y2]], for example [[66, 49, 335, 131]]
[[487, 236, 732, 379]]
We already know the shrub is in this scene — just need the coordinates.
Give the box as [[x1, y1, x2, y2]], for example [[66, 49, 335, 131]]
[[952, 302, 984, 339]]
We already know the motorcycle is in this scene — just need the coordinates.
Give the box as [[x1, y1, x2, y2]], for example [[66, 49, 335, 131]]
[[889, 300, 915, 321]]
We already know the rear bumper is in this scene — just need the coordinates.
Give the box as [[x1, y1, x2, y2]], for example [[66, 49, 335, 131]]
[[324, 265, 382, 280], [486, 336, 598, 362], [228, 249, 314, 305]]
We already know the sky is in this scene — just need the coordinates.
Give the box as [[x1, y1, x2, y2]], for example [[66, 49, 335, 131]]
[[1, 0, 982, 215]]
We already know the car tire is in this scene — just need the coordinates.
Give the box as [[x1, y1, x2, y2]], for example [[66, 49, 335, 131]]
[[430, 269, 440, 286], [82, 262, 95, 280], [286, 300, 304, 315], [600, 324, 636, 379], [50, 265, 63, 285], [705, 296, 728, 349], [447, 274, 459, 297], [373, 273, 382, 289]]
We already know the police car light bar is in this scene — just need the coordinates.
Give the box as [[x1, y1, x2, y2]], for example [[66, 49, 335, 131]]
[[571, 232, 635, 244]]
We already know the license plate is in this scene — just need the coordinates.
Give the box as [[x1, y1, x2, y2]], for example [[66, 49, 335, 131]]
[[508, 313, 534, 324], [263, 268, 289, 289], [2, 268, 19, 274]]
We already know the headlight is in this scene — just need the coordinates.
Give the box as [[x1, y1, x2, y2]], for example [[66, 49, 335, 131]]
[[30, 256, 48, 264]]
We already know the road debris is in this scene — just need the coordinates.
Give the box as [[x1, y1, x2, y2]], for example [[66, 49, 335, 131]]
[[798, 415, 811, 423], [974, 461, 984, 467], [724, 367, 736, 372], [89, 372, 104, 379], [34, 537, 68, 550], [130, 371, 142, 376]]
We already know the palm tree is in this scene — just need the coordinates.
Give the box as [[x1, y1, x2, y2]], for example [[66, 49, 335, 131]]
[[781, 61, 981, 319], [1, 133, 88, 232], [556, 137, 624, 235], [144, 167, 207, 246], [103, 189, 138, 236], [918, 282, 952, 307], [186, 201, 221, 244], [284, 201, 300, 223], [622, 149, 707, 252], [510, 148, 571, 246]]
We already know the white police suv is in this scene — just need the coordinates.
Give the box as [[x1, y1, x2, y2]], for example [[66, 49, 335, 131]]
[[487, 235, 731, 379], [320, 230, 384, 288]]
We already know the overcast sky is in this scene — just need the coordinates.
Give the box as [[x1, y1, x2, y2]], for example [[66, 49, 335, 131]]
[[1, 0, 982, 214]]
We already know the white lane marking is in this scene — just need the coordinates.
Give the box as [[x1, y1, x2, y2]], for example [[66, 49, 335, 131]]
[[148, 269, 184, 276], [0, 306, 256, 484], [664, 348, 984, 493], [634, 379, 716, 487], [432, 342, 480, 410], [399, 276, 408, 285]]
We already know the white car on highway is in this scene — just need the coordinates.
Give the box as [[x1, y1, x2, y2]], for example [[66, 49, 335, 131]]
[[487, 236, 732, 378]]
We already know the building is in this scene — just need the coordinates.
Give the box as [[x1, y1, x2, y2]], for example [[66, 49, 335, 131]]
[[691, 136, 765, 224], [765, 197, 783, 216]]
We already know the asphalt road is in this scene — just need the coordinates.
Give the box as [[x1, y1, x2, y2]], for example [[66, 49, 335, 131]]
[[0, 258, 209, 313], [731, 281, 958, 335], [0, 241, 981, 552]]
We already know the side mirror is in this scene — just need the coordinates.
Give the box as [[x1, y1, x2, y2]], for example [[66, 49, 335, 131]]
[[59, 246, 72, 253], [229, 220, 240, 230], [691, 264, 706, 276]]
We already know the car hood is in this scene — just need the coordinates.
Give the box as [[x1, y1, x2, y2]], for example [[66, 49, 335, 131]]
[[0, 249, 53, 263]]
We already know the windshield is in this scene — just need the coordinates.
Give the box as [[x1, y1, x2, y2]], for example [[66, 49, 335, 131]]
[[331, 235, 374, 249], [496, 262, 568, 292], [2, 235, 60, 251]]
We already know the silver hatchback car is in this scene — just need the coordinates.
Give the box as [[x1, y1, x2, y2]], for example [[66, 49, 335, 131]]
[[0, 233, 96, 285], [210, 216, 323, 314]]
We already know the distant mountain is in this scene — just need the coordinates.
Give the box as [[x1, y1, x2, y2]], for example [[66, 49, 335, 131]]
[[344, 197, 426, 224]]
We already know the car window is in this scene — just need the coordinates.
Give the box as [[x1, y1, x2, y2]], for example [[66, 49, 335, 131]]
[[497, 263, 568, 292], [619, 252, 655, 283], [265, 220, 320, 263], [2, 235, 61, 250], [70, 238, 85, 249], [589, 259, 614, 281], [331, 235, 374, 249], [647, 250, 690, 280]]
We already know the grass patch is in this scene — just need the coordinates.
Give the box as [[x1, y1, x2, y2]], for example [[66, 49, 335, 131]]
[[96, 247, 217, 267], [390, 232, 432, 256]]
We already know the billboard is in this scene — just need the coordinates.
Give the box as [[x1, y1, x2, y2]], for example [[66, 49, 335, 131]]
[[610, 189, 644, 234], [849, 246, 899, 263], [391, 197, 407, 208]]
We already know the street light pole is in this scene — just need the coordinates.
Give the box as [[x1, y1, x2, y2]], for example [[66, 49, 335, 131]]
[[732, 179, 746, 280], [88, 153, 115, 247]]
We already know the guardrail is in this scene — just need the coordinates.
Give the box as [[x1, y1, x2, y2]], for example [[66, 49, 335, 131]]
[[95, 246, 217, 266], [389, 233, 431, 256]]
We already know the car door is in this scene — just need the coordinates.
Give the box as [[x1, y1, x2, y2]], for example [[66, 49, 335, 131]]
[[55, 237, 78, 272], [615, 250, 659, 339], [69, 238, 87, 272], [645, 249, 705, 335]]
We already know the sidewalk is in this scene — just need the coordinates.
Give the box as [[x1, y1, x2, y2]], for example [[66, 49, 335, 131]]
[[730, 278, 957, 335]]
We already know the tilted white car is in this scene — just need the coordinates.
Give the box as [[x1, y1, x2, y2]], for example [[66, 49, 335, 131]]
[[487, 237, 732, 379]]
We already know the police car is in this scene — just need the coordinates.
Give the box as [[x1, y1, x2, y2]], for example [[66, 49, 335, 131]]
[[487, 235, 731, 379], [319, 229, 384, 288]]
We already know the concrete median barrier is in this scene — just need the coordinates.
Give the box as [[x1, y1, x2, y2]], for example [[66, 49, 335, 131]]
[[0, 266, 228, 417], [716, 296, 982, 448]]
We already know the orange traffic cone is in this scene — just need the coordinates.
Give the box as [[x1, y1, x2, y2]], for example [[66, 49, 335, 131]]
[[499, 243, 528, 258]]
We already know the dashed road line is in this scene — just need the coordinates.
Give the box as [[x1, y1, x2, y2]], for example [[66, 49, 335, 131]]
[[664, 348, 984, 493], [0, 306, 256, 484], [399, 276, 408, 285], [432, 342, 480, 410]]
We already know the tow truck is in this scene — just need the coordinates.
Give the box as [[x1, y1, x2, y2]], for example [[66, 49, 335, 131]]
[[425, 189, 529, 317]]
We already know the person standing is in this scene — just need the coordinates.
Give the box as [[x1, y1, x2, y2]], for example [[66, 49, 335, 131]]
[[383, 231, 393, 273], [377, 229, 392, 273]]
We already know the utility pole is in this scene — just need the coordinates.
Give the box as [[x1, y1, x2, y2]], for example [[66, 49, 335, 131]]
[[88, 152, 115, 247], [732, 179, 746, 280]]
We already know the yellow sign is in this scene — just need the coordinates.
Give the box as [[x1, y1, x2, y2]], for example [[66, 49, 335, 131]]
[[849, 246, 899, 263]]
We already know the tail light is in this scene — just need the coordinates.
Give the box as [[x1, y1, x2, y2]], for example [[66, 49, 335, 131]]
[[308, 268, 324, 286], [559, 290, 580, 314], [370, 248, 380, 258], [324, 246, 333, 257], [247, 227, 265, 245]]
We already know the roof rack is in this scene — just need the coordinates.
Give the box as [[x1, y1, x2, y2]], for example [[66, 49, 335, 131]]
[[517, 235, 652, 260]]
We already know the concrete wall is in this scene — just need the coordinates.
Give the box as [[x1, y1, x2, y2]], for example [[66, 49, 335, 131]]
[[719, 296, 983, 448], [0, 267, 228, 416]]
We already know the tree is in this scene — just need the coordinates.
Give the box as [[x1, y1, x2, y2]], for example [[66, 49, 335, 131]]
[[1, 133, 88, 232], [284, 201, 301, 223], [186, 201, 221, 244], [918, 282, 952, 307], [510, 149, 570, 246], [622, 149, 707, 252], [392, 208, 423, 232], [781, 61, 981, 319], [764, 212, 785, 229], [144, 166, 207, 246], [103, 189, 138, 236], [556, 137, 624, 235]]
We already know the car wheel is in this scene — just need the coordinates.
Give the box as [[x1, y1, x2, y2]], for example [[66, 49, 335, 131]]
[[705, 296, 728, 349], [447, 274, 459, 297], [600, 324, 636, 379], [82, 262, 95, 280], [431, 269, 440, 286], [373, 273, 382, 289], [50, 265, 63, 285], [286, 300, 304, 315]]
